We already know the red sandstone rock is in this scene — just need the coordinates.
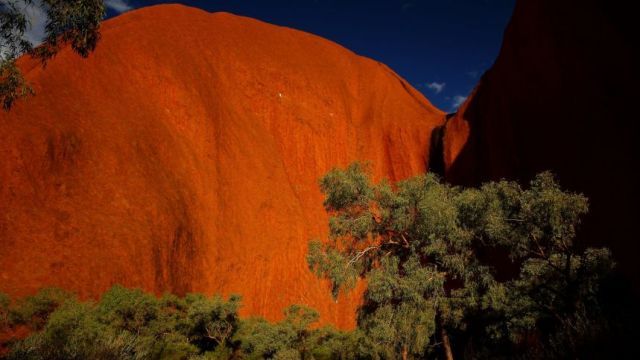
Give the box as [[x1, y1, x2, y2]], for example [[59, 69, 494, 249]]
[[443, 0, 638, 288], [0, 5, 444, 328]]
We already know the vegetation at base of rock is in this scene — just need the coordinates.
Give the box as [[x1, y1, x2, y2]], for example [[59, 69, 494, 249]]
[[0, 164, 635, 359], [308, 163, 633, 359], [0, 286, 356, 359]]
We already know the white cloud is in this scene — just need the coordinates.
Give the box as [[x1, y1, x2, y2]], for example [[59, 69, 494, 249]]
[[425, 81, 446, 94], [452, 95, 467, 110], [105, 0, 132, 13], [22, 2, 47, 46]]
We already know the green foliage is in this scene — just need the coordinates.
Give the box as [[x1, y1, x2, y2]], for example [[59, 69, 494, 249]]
[[93, 285, 200, 358], [8, 300, 132, 360], [6, 288, 70, 330], [2, 288, 356, 360], [2, 286, 243, 359], [1, 0, 105, 109], [357, 256, 439, 359], [0, 58, 33, 109], [482, 247, 616, 358], [0, 292, 10, 329], [308, 163, 616, 359], [182, 293, 241, 352], [1, 1, 34, 60], [234, 304, 356, 360]]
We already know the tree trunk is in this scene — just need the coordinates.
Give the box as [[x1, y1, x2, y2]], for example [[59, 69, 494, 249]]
[[402, 344, 408, 360], [441, 326, 454, 360], [438, 316, 454, 360]]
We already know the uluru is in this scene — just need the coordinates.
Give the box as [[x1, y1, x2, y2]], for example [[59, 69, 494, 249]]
[[1, 0, 638, 358], [0, 4, 443, 328]]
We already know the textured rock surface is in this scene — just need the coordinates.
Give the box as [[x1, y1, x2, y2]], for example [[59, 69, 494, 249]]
[[0, 5, 444, 328], [443, 0, 638, 287]]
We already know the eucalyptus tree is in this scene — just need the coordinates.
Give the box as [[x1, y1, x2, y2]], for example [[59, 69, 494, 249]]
[[308, 163, 614, 359]]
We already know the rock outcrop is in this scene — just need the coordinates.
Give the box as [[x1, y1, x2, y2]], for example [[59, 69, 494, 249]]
[[443, 0, 638, 287], [0, 5, 444, 328]]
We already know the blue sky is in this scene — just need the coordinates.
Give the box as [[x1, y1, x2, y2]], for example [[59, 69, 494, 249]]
[[105, 0, 516, 112]]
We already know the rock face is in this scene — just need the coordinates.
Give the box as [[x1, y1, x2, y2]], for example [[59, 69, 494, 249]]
[[0, 5, 444, 327], [443, 0, 639, 287]]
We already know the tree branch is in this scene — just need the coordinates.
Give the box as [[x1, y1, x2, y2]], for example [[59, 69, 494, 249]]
[[347, 246, 380, 267]]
